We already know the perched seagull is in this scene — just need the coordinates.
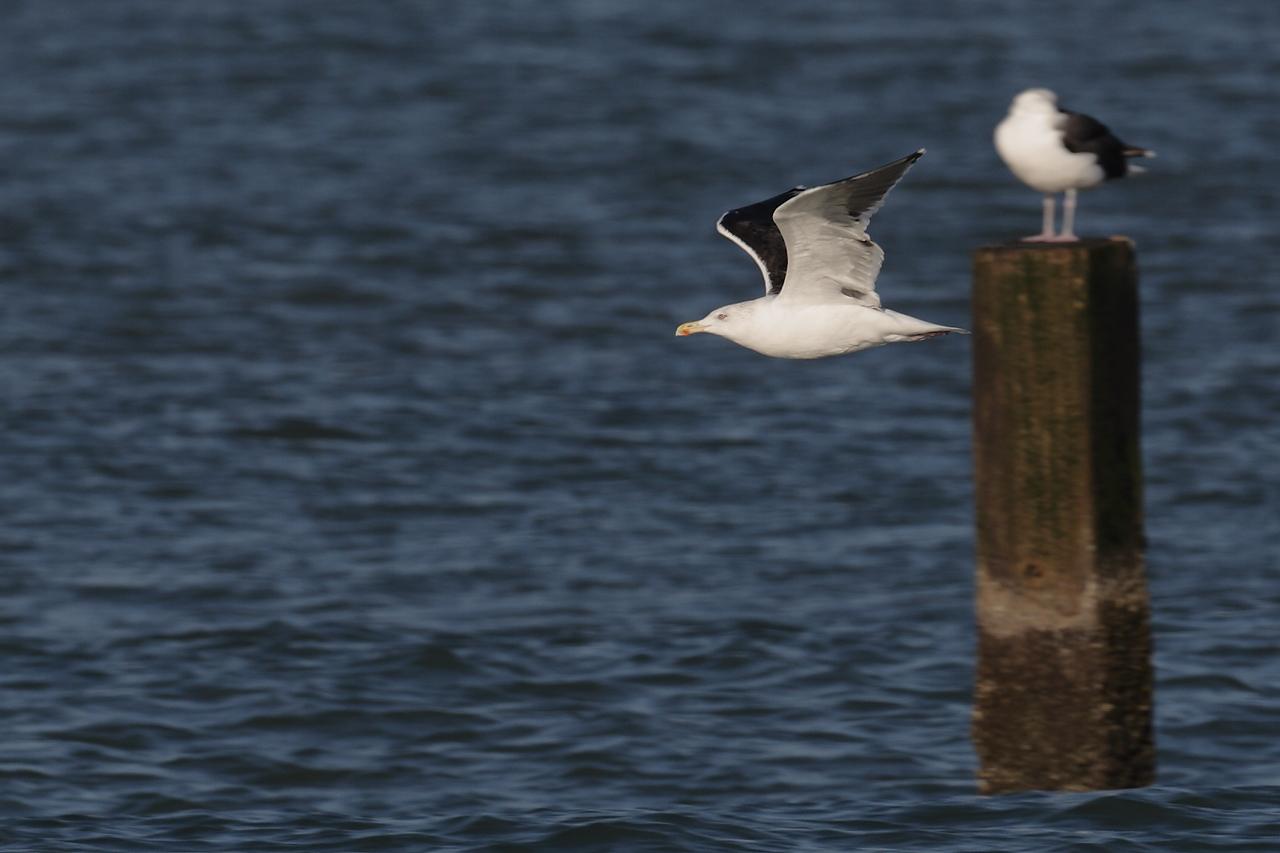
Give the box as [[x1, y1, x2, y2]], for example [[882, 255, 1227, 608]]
[[675, 150, 965, 359], [995, 88, 1154, 242]]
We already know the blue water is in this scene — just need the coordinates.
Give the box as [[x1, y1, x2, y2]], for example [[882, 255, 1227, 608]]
[[2, 1, 1278, 849]]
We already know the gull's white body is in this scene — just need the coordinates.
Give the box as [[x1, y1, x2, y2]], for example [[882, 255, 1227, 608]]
[[677, 150, 964, 359], [700, 298, 955, 360], [995, 91, 1106, 194]]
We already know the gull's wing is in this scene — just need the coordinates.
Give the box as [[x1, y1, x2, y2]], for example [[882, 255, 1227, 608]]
[[715, 186, 804, 295], [771, 149, 924, 306], [1056, 109, 1135, 179]]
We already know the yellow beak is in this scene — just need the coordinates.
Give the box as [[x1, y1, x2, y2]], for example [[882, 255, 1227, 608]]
[[675, 322, 707, 336]]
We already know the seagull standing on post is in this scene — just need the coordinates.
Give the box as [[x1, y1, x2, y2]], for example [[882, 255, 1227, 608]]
[[675, 150, 965, 359], [995, 88, 1154, 242]]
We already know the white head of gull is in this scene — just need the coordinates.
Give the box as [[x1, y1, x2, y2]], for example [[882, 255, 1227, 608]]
[[995, 88, 1155, 242], [675, 150, 965, 360]]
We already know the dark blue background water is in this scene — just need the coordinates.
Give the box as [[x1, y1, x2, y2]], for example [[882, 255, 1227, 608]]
[[2, 1, 1278, 849]]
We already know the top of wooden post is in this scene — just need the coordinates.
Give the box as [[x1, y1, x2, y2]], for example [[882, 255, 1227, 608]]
[[976, 236, 1133, 253]]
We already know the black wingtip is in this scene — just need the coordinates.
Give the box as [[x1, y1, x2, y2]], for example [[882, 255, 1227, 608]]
[[887, 149, 925, 171], [851, 149, 925, 180], [878, 148, 926, 175]]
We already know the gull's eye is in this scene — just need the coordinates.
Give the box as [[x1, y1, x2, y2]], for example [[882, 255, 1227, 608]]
[[716, 313, 728, 320]]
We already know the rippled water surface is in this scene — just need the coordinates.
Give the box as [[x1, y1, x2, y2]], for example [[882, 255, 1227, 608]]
[[2, 1, 1278, 849]]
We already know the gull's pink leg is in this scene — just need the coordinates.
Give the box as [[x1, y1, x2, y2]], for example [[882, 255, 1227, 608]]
[[1055, 187, 1080, 242], [1022, 194, 1058, 242]]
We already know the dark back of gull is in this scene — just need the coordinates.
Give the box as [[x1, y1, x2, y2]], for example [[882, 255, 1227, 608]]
[[1, 1, 1276, 849]]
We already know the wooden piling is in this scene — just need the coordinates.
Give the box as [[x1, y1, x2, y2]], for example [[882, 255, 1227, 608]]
[[970, 237, 1154, 794]]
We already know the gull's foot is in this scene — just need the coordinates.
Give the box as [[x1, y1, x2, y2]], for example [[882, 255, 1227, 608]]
[[1020, 232, 1058, 242]]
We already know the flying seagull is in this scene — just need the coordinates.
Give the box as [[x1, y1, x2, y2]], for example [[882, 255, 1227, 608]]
[[675, 150, 965, 359], [995, 88, 1154, 242]]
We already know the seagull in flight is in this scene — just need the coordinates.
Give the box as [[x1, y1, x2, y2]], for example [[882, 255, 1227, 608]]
[[675, 150, 965, 359], [995, 88, 1154, 242]]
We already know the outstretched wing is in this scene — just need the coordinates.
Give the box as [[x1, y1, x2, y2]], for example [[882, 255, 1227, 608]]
[[715, 187, 804, 295], [771, 149, 924, 306]]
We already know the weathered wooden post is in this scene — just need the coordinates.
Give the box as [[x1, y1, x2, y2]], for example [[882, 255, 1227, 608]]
[[970, 237, 1154, 794]]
